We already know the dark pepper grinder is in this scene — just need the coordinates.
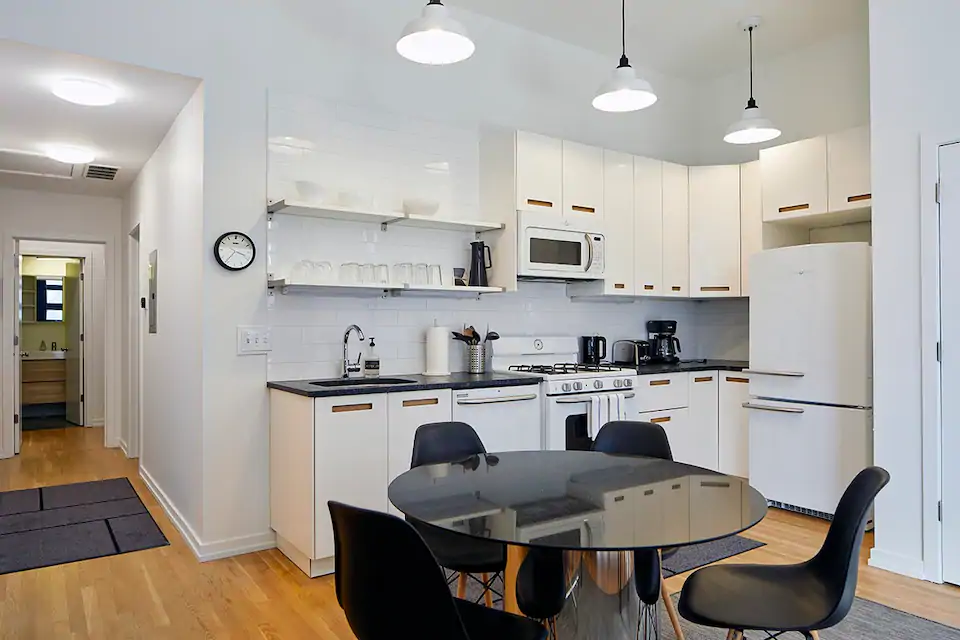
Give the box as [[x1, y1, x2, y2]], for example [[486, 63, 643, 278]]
[[469, 241, 492, 287]]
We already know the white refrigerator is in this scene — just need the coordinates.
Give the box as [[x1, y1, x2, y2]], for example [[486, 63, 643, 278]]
[[746, 242, 873, 517]]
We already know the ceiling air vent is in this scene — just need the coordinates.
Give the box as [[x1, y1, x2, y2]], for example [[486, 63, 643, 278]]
[[0, 149, 75, 179], [84, 164, 119, 181]]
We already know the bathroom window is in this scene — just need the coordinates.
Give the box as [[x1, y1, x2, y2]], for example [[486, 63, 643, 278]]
[[37, 278, 64, 322]]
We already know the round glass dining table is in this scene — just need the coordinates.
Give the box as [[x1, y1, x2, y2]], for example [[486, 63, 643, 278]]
[[389, 450, 768, 640]]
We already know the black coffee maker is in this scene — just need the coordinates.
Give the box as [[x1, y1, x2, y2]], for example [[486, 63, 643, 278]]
[[647, 320, 681, 364]]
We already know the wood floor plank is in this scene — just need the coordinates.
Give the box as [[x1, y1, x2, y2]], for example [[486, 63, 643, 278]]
[[0, 426, 956, 638]]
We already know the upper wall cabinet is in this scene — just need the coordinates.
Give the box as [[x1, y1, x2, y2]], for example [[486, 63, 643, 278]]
[[689, 165, 741, 298], [827, 125, 871, 213], [739, 161, 763, 297], [662, 162, 690, 297], [599, 150, 635, 295], [562, 141, 604, 223], [515, 131, 563, 214], [760, 136, 829, 222], [634, 156, 664, 296]]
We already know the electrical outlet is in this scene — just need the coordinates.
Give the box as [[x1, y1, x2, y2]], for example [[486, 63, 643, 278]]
[[237, 326, 271, 355]]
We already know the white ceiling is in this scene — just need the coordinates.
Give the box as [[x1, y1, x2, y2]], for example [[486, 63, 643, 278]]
[[456, 0, 869, 80], [0, 40, 200, 196]]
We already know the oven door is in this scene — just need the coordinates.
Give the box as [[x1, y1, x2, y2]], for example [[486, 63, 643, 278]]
[[545, 391, 637, 451], [517, 513, 605, 547], [519, 225, 603, 279]]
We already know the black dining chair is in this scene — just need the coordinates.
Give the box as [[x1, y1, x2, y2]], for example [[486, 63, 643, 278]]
[[678, 466, 890, 640], [515, 547, 566, 639], [328, 501, 548, 640], [592, 420, 684, 640], [410, 421, 506, 607]]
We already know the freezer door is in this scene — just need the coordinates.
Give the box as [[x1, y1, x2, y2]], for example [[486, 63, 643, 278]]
[[747, 400, 872, 515], [748, 243, 872, 407]]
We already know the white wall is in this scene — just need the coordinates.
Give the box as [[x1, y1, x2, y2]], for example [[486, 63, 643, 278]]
[[0, 188, 122, 456], [867, 0, 960, 580], [124, 87, 206, 546], [695, 29, 871, 165]]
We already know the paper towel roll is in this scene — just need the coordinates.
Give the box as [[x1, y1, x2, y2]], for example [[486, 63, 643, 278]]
[[424, 326, 451, 376]]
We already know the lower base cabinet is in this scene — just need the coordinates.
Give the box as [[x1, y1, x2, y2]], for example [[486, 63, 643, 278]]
[[387, 390, 454, 514], [688, 373, 720, 471], [719, 374, 751, 477]]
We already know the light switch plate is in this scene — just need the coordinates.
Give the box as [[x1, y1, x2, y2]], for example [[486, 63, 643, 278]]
[[237, 326, 271, 355]]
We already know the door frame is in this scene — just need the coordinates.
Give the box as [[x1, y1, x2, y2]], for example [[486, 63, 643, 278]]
[[919, 133, 960, 584], [127, 226, 142, 459]]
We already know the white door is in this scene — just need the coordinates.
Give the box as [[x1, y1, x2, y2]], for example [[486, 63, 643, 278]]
[[718, 374, 751, 478], [661, 161, 689, 297], [749, 243, 872, 406], [747, 399, 872, 515], [689, 165, 741, 297], [940, 141, 960, 585], [601, 150, 634, 295], [827, 126, 872, 212], [13, 244, 21, 454], [64, 260, 84, 426], [516, 131, 563, 214], [634, 156, 663, 295], [739, 161, 763, 297], [760, 136, 828, 221], [386, 390, 453, 515], [562, 141, 604, 222]]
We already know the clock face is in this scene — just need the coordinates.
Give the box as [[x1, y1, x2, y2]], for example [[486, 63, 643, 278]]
[[215, 232, 255, 271]]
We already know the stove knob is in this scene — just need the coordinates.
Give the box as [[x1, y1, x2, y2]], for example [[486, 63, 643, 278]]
[[614, 379, 623, 389], [624, 379, 634, 388], [594, 380, 603, 390], [574, 382, 583, 391], [562, 383, 572, 392]]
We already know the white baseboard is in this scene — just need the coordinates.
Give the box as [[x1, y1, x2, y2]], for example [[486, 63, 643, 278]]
[[869, 547, 926, 579], [139, 466, 276, 562], [118, 438, 129, 457], [86, 419, 105, 427]]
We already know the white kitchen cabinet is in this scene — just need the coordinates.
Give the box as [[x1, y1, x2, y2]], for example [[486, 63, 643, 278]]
[[689, 474, 744, 540], [661, 161, 690, 297], [387, 390, 453, 514], [314, 395, 389, 561], [634, 156, 664, 296], [689, 165, 741, 298], [687, 373, 720, 471], [761, 136, 828, 222], [599, 150, 634, 295], [739, 161, 762, 296], [562, 141, 604, 222], [516, 131, 563, 214], [719, 373, 750, 478], [635, 372, 689, 413], [827, 126, 871, 213], [638, 408, 692, 465]]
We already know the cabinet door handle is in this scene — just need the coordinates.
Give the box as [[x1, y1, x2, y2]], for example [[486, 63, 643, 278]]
[[649, 379, 670, 387], [456, 394, 539, 405], [614, 495, 625, 502], [700, 286, 730, 292], [693, 376, 714, 383], [726, 376, 749, 384], [671, 286, 682, 292], [332, 403, 373, 413], [614, 283, 626, 290], [847, 193, 871, 203], [700, 481, 731, 488], [778, 203, 810, 213], [643, 285, 655, 291], [527, 199, 554, 208], [571, 205, 596, 214], [402, 398, 439, 408], [743, 369, 804, 378], [650, 416, 671, 424], [742, 402, 804, 414]]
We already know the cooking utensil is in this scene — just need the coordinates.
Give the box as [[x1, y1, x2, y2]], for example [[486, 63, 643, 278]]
[[451, 332, 473, 344], [484, 331, 500, 343]]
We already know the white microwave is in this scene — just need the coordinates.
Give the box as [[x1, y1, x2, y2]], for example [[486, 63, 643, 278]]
[[518, 215, 605, 280]]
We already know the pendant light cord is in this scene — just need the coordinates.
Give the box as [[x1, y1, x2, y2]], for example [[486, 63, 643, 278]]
[[745, 25, 757, 108], [619, 0, 630, 67]]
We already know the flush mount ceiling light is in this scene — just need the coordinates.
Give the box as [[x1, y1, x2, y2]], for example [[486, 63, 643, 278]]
[[593, 0, 657, 112], [724, 17, 781, 145], [397, 1, 475, 66], [51, 78, 119, 106], [44, 144, 96, 165]]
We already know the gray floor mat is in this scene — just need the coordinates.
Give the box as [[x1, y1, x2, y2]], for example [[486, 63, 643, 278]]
[[662, 535, 766, 576], [41, 478, 138, 509], [0, 521, 117, 574], [0, 488, 40, 516]]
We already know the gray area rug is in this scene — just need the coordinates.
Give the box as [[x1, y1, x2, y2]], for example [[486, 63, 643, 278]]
[[662, 535, 766, 576], [0, 478, 168, 574]]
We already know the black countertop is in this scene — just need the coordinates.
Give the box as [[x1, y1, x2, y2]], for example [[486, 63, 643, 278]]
[[623, 359, 750, 375], [267, 372, 543, 398]]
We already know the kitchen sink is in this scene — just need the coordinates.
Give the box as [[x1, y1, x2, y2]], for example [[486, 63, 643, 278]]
[[310, 377, 418, 387]]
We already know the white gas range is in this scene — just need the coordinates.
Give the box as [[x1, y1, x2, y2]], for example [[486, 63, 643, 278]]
[[492, 337, 639, 451]]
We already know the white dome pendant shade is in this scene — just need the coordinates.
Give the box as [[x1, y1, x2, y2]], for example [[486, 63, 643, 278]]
[[725, 17, 780, 145], [397, 1, 475, 66], [593, 0, 656, 112]]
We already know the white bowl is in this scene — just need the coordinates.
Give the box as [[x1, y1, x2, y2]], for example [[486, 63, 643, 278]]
[[403, 197, 440, 217], [338, 190, 373, 210], [294, 181, 325, 202]]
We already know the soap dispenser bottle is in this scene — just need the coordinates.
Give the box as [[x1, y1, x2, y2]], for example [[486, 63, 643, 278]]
[[363, 337, 381, 378]]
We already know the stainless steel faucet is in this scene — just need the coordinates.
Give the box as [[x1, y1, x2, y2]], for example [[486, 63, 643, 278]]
[[342, 324, 366, 378]]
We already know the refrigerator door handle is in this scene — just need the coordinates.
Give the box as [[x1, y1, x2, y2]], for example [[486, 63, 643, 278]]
[[742, 402, 805, 414], [743, 369, 805, 378]]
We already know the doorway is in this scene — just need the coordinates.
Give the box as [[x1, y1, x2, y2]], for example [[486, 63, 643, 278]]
[[940, 141, 960, 586]]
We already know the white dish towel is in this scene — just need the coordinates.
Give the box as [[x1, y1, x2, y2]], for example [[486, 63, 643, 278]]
[[610, 393, 629, 421], [588, 394, 608, 439]]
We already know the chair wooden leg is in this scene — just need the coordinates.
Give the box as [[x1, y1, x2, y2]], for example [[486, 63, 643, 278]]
[[481, 572, 493, 607], [660, 570, 685, 640], [810, 632, 820, 640], [457, 573, 468, 599]]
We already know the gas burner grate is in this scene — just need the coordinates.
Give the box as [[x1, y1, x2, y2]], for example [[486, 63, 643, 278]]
[[507, 362, 623, 375]]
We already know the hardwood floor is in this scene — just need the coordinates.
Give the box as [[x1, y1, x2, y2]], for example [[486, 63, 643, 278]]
[[0, 427, 957, 638]]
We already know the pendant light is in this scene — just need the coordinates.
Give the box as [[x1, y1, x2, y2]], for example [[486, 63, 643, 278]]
[[725, 17, 781, 145], [593, 0, 657, 112], [397, 1, 475, 66]]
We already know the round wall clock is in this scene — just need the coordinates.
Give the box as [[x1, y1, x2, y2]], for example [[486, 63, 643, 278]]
[[214, 231, 256, 271]]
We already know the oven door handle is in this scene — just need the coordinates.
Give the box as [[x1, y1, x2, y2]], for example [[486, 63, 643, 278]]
[[555, 392, 635, 404], [456, 394, 539, 405]]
